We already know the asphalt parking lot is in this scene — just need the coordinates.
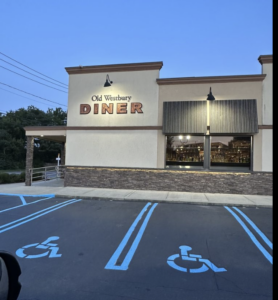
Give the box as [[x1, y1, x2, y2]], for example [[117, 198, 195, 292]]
[[0, 194, 273, 300]]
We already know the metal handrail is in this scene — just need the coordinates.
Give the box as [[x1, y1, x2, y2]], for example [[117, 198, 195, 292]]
[[29, 165, 65, 185]]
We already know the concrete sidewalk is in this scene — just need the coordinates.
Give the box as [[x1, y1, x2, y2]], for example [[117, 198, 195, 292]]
[[0, 179, 273, 208]]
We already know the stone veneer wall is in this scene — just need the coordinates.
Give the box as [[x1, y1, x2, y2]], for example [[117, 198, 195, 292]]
[[64, 167, 272, 196]]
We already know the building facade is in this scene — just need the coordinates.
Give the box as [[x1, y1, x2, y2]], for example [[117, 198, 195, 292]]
[[24, 55, 273, 194]]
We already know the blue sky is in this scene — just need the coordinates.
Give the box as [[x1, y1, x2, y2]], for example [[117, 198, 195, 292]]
[[0, 0, 273, 113]]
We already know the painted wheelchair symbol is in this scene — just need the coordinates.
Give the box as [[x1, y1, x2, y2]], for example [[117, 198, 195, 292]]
[[16, 236, 62, 259], [167, 245, 227, 273]]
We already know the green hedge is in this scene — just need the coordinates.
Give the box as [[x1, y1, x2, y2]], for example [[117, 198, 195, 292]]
[[0, 172, 25, 184]]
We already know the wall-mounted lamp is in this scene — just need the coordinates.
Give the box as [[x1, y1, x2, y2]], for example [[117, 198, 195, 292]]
[[207, 87, 215, 101], [104, 74, 113, 87], [206, 87, 215, 135]]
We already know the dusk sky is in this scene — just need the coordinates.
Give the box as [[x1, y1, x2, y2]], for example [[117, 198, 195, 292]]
[[0, 0, 273, 114]]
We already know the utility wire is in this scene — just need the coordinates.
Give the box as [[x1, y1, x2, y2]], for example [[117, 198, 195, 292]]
[[0, 51, 68, 87], [0, 82, 67, 107], [0, 87, 60, 108], [0, 65, 67, 93], [0, 58, 67, 89]]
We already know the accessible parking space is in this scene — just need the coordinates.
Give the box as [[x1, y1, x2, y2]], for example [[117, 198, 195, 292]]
[[123, 203, 273, 298], [0, 197, 273, 300]]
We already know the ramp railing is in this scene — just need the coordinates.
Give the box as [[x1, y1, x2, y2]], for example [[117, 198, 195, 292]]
[[29, 165, 65, 185]]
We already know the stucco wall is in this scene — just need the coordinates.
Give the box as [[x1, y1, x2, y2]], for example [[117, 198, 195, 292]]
[[157, 132, 166, 168], [66, 68, 162, 168], [253, 131, 262, 171], [261, 63, 273, 125], [67, 70, 160, 127], [66, 130, 160, 168], [253, 125, 273, 173], [262, 129, 273, 172], [260, 61, 273, 172]]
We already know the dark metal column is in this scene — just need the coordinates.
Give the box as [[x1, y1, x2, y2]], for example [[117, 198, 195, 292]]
[[203, 135, 211, 170], [25, 136, 34, 186]]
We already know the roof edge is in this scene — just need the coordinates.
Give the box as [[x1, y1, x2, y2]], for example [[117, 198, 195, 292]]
[[65, 61, 163, 74], [24, 126, 67, 131], [156, 74, 266, 85], [258, 55, 273, 65]]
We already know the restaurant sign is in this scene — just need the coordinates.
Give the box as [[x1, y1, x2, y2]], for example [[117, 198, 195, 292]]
[[80, 94, 143, 114]]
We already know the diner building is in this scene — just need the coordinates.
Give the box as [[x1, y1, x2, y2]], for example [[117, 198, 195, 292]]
[[24, 54, 273, 194]]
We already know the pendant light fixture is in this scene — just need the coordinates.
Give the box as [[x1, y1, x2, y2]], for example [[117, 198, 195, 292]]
[[104, 74, 113, 87]]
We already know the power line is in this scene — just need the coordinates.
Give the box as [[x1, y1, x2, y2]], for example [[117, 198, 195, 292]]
[[0, 87, 60, 108], [0, 82, 67, 107], [0, 65, 67, 93], [0, 51, 68, 87], [0, 58, 68, 89]]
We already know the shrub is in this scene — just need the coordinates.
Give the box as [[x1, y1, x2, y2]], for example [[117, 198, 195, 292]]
[[0, 172, 25, 184]]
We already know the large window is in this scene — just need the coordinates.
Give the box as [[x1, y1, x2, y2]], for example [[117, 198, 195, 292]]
[[166, 136, 204, 169], [210, 136, 251, 167], [166, 135, 251, 170]]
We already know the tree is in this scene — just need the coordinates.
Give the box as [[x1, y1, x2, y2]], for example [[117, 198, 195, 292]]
[[0, 106, 67, 169]]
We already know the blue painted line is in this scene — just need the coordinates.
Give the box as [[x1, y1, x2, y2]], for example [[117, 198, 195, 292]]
[[189, 263, 209, 273], [36, 245, 49, 249], [232, 207, 273, 250], [0, 193, 54, 207], [19, 195, 27, 205], [0, 196, 54, 214], [105, 202, 158, 271], [183, 255, 198, 261], [224, 206, 273, 264], [121, 203, 158, 270], [19, 196, 26, 205], [105, 202, 151, 270], [0, 199, 80, 231], [0, 199, 82, 234]]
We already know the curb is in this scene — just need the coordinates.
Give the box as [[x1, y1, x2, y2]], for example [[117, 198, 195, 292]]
[[54, 194, 272, 208]]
